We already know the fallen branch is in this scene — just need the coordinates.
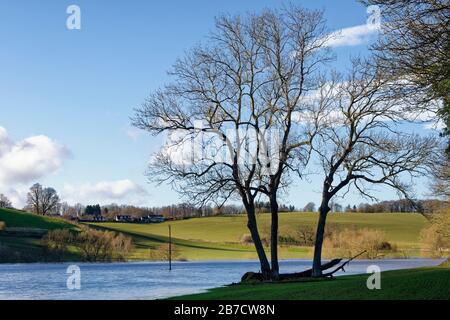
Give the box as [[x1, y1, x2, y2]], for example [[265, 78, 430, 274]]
[[322, 250, 367, 278], [240, 250, 367, 282], [241, 258, 344, 282], [277, 258, 342, 280]]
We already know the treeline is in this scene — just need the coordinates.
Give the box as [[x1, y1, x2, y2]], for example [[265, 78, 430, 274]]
[[301, 199, 448, 214], [9, 182, 447, 219], [13, 183, 297, 219], [352, 199, 447, 213], [63, 202, 295, 220]]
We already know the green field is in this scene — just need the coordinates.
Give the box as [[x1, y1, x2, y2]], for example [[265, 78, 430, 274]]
[[89, 212, 429, 261], [173, 263, 450, 300], [0, 208, 431, 262]]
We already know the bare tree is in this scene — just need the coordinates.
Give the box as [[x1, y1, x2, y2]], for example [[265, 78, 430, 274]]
[[26, 183, 60, 215], [247, 6, 331, 278], [74, 203, 85, 217], [133, 5, 331, 279], [59, 201, 70, 216], [430, 152, 450, 199], [303, 202, 316, 212], [0, 193, 12, 208], [362, 0, 450, 151], [40, 187, 60, 215], [27, 183, 42, 214], [309, 59, 439, 277]]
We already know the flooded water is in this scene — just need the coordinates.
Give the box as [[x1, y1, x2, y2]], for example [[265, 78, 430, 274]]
[[0, 259, 444, 300]]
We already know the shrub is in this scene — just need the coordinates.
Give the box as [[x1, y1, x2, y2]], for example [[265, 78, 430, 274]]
[[148, 243, 181, 261], [0, 221, 5, 231], [260, 225, 271, 247], [76, 229, 109, 261], [75, 229, 133, 262], [41, 228, 133, 262], [110, 232, 133, 259], [246, 224, 342, 247], [259, 225, 314, 247], [420, 204, 450, 258], [281, 223, 354, 247], [278, 234, 301, 246], [420, 224, 448, 257], [294, 225, 316, 246], [41, 229, 73, 261], [240, 234, 253, 244], [323, 228, 393, 259]]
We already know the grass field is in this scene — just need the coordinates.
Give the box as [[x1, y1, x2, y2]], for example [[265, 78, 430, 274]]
[[89, 212, 429, 261], [0, 208, 431, 262], [173, 263, 450, 300]]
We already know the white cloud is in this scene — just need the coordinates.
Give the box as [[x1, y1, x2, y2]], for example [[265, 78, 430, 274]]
[[0, 132, 68, 185], [0, 127, 12, 157], [0, 127, 69, 185], [62, 179, 148, 205], [0, 186, 28, 208], [325, 24, 380, 47], [0, 126, 69, 207]]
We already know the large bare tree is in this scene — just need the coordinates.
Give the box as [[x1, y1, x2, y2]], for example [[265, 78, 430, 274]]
[[362, 0, 450, 151], [309, 59, 439, 277], [133, 5, 331, 279], [26, 183, 60, 215]]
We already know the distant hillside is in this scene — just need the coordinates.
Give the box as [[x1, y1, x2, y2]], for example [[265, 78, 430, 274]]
[[0, 208, 77, 263], [0, 208, 74, 230]]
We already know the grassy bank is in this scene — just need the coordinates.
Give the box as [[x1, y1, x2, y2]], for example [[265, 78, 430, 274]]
[[0, 208, 75, 230], [0, 208, 79, 262], [89, 212, 428, 261], [173, 264, 450, 300]]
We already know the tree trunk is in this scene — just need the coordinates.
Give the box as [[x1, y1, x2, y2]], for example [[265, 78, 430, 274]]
[[246, 206, 271, 279], [270, 196, 279, 280], [312, 199, 330, 277]]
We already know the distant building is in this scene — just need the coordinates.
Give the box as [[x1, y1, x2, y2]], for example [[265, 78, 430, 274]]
[[139, 214, 165, 223], [115, 215, 133, 222], [115, 214, 165, 223], [149, 215, 165, 223]]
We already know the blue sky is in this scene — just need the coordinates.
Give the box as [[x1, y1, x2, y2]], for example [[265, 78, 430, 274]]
[[0, 0, 433, 208]]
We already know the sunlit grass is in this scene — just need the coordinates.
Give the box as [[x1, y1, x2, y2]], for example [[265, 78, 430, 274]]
[[89, 212, 428, 261], [0, 208, 75, 230], [173, 264, 450, 300]]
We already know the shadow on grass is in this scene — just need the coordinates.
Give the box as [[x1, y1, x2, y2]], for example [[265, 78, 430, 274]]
[[88, 223, 252, 253]]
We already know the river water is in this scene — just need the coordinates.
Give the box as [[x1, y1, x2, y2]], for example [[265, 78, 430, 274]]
[[0, 259, 444, 300]]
